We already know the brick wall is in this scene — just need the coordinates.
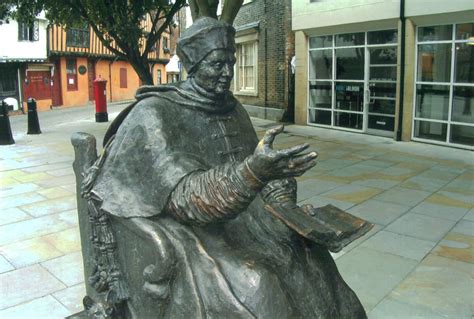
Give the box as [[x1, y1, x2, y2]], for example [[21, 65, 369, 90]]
[[232, 0, 294, 116]]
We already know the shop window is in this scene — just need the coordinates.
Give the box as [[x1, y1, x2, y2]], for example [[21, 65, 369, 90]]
[[120, 68, 127, 88], [66, 26, 90, 48], [414, 23, 474, 148], [66, 58, 78, 91], [235, 41, 257, 95], [18, 21, 39, 41]]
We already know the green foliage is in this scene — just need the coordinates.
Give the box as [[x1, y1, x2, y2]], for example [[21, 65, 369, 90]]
[[2, 0, 243, 84]]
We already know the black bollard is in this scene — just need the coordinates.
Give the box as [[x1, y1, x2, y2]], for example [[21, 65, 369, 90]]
[[0, 100, 15, 145], [27, 98, 41, 135]]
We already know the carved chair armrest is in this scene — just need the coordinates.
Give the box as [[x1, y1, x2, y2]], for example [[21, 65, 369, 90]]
[[111, 216, 177, 301]]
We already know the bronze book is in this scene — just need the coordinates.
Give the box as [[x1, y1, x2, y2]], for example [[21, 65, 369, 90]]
[[264, 204, 374, 252]]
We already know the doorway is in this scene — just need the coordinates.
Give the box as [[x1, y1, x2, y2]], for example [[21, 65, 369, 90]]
[[308, 29, 398, 137], [87, 59, 96, 101]]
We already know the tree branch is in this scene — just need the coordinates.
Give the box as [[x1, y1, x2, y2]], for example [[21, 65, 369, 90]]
[[142, 8, 162, 57], [188, 0, 199, 21], [194, 0, 211, 19], [69, 0, 126, 58], [220, 0, 243, 24], [207, 0, 219, 19], [142, 0, 184, 58]]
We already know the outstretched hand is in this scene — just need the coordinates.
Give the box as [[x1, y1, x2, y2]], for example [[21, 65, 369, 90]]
[[247, 125, 317, 182]]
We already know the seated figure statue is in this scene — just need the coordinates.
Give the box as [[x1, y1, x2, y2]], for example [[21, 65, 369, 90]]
[[72, 17, 371, 319]]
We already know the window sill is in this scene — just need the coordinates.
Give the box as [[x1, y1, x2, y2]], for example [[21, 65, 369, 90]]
[[234, 90, 258, 97]]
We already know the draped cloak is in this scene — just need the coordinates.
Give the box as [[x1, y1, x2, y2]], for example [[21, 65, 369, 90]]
[[89, 83, 367, 318]]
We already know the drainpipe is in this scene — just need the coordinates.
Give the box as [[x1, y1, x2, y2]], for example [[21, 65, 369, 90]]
[[264, 0, 268, 120], [396, 0, 406, 141], [17, 68, 25, 114], [108, 56, 119, 102]]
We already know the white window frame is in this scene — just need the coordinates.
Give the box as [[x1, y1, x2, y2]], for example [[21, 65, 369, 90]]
[[412, 23, 474, 150], [18, 20, 39, 42], [234, 40, 258, 96]]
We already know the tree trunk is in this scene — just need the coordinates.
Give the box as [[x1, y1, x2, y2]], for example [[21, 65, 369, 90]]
[[129, 58, 154, 85]]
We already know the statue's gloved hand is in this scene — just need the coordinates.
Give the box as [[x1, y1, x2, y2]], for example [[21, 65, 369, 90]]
[[246, 125, 317, 183]]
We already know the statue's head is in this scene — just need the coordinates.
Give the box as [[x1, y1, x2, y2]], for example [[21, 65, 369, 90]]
[[177, 17, 236, 98]]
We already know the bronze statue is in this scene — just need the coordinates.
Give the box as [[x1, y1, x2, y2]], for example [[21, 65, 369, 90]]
[[72, 17, 371, 319]]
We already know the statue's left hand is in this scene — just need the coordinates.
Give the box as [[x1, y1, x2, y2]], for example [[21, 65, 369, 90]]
[[247, 125, 318, 182]]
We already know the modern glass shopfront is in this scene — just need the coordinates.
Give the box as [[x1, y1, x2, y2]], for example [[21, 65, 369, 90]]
[[308, 29, 398, 137], [307, 23, 474, 148], [414, 23, 474, 148]]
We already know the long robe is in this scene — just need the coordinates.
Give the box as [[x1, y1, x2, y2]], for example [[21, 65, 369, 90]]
[[89, 83, 367, 318]]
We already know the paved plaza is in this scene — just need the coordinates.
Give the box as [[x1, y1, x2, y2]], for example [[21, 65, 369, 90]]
[[0, 103, 473, 318]]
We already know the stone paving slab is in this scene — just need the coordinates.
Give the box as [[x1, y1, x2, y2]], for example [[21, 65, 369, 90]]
[[336, 246, 418, 312], [399, 175, 450, 192], [296, 178, 345, 201], [41, 252, 84, 286], [0, 183, 40, 197], [432, 231, 474, 264], [0, 265, 66, 310], [386, 212, 457, 242], [0, 192, 47, 210], [371, 255, 474, 319], [0, 255, 14, 274], [0, 295, 70, 319], [20, 196, 77, 217], [1, 105, 473, 317], [368, 297, 453, 319], [0, 207, 31, 226], [0, 237, 64, 268], [36, 186, 75, 199], [411, 201, 469, 221], [360, 230, 436, 261], [52, 284, 86, 314], [348, 199, 411, 226], [43, 227, 82, 254], [463, 208, 474, 222], [0, 214, 73, 246], [373, 186, 431, 207]]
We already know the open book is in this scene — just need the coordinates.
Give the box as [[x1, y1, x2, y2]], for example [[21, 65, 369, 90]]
[[264, 203, 374, 253]]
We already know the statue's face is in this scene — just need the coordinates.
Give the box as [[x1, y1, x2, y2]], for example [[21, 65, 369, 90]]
[[193, 49, 236, 98]]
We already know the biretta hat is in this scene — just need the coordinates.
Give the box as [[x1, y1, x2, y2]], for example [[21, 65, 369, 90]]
[[177, 17, 236, 74]]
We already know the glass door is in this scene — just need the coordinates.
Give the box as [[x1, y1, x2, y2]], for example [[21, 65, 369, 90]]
[[366, 46, 397, 136], [365, 30, 398, 137], [308, 29, 398, 137]]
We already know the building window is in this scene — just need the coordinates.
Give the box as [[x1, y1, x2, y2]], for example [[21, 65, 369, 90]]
[[308, 29, 398, 136], [120, 68, 127, 88], [162, 37, 170, 54], [167, 73, 179, 83], [0, 67, 17, 97], [18, 21, 39, 41], [414, 23, 474, 148], [157, 70, 162, 84], [66, 26, 90, 48], [66, 58, 78, 91], [235, 41, 258, 95]]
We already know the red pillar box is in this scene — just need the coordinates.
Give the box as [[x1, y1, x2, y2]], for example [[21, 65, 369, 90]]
[[93, 77, 108, 122]]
